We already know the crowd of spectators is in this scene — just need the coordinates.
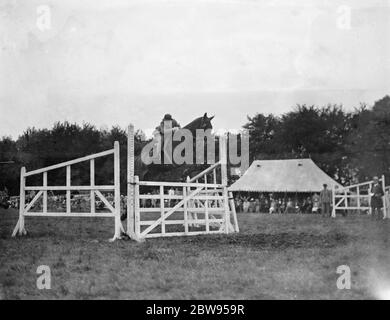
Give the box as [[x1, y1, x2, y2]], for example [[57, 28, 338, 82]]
[[233, 192, 322, 214]]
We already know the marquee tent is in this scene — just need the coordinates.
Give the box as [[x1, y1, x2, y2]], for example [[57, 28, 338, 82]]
[[229, 159, 342, 193]]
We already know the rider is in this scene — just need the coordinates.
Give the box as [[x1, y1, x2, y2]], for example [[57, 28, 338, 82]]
[[156, 114, 181, 135], [153, 114, 181, 157]]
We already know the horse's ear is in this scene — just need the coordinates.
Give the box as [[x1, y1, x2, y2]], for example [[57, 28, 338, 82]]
[[203, 112, 208, 119], [208, 115, 215, 121]]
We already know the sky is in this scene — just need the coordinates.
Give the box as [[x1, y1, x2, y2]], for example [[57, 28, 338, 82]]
[[0, 0, 389, 138]]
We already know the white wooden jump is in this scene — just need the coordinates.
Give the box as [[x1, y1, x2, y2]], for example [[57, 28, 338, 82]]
[[12, 123, 239, 241], [331, 175, 388, 218], [12, 142, 123, 241], [126, 124, 238, 241]]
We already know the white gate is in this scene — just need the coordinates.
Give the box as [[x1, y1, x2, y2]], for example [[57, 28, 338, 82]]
[[12, 142, 123, 240], [331, 175, 387, 218], [126, 124, 239, 240]]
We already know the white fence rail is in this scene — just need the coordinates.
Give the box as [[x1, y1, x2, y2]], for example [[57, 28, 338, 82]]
[[332, 174, 387, 219]]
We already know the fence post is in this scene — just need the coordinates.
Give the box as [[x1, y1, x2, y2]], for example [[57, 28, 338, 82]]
[[66, 165, 71, 213], [382, 174, 387, 219], [219, 133, 230, 233], [12, 167, 26, 236], [160, 185, 165, 235], [127, 124, 137, 240], [344, 189, 348, 217], [111, 141, 122, 241], [356, 185, 360, 213], [368, 182, 372, 216], [90, 159, 95, 214], [134, 176, 141, 239], [331, 184, 336, 218], [229, 191, 239, 232], [183, 184, 188, 234], [205, 180, 209, 233], [186, 176, 194, 227], [43, 172, 47, 214], [219, 133, 228, 186]]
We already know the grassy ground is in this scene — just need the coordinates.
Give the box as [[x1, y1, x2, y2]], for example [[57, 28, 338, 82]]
[[1, 207, 390, 299]]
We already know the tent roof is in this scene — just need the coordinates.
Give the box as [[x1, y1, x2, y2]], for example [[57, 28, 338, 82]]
[[229, 158, 342, 193]]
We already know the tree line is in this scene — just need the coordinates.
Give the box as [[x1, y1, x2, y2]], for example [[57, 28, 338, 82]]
[[242, 95, 390, 185], [1, 95, 389, 195]]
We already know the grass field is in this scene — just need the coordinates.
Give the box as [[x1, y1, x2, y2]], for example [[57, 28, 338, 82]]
[[1, 207, 390, 300]]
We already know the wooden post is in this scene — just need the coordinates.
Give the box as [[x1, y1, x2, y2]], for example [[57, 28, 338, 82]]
[[160, 185, 165, 235], [12, 167, 26, 236], [186, 176, 193, 227], [66, 165, 71, 213], [229, 191, 239, 232], [344, 189, 347, 216], [331, 184, 336, 218], [357, 185, 360, 213], [89, 159, 94, 214], [43, 171, 47, 214], [219, 133, 228, 186], [127, 124, 137, 240], [382, 174, 387, 219], [183, 184, 188, 234], [134, 176, 141, 239], [219, 133, 230, 232], [19, 167, 26, 234], [205, 180, 209, 233], [111, 141, 122, 240], [368, 182, 372, 215]]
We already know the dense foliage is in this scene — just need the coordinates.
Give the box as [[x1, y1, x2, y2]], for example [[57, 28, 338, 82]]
[[241, 96, 390, 184]]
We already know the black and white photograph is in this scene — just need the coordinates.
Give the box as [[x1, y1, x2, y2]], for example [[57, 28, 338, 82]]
[[1, 0, 390, 305]]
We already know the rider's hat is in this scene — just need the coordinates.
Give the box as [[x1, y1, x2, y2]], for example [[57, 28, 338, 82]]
[[163, 114, 172, 120]]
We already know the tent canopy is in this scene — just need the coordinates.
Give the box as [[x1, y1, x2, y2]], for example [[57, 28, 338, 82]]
[[229, 158, 342, 193]]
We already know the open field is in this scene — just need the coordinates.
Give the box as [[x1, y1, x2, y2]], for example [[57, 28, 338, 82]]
[[1, 207, 390, 299]]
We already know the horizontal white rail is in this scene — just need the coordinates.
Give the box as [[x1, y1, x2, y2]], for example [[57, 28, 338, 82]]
[[138, 195, 224, 200], [138, 181, 223, 188], [138, 207, 226, 213], [334, 194, 370, 198], [144, 230, 223, 238], [139, 218, 225, 226], [24, 149, 114, 177], [24, 185, 115, 191], [334, 207, 371, 210], [23, 212, 116, 217]]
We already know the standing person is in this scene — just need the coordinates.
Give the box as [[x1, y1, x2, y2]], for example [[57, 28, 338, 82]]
[[151, 189, 157, 208], [235, 196, 242, 213], [319, 184, 332, 217], [285, 198, 294, 214], [264, 197, 270, 213], [249, 197, 255, 213], [370, 176, 384, 220], [243, 196, 250, 213], [254, 198, 261, 213], [269, 197, 277, 214]]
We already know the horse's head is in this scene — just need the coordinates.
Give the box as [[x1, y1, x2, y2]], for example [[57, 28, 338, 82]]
[[184, 113, 214, 133], [199, 112, 214, 130]]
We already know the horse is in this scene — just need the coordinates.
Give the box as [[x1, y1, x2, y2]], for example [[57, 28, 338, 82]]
[[134, 113, 214, 180], [121, 113, 214, 224]]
